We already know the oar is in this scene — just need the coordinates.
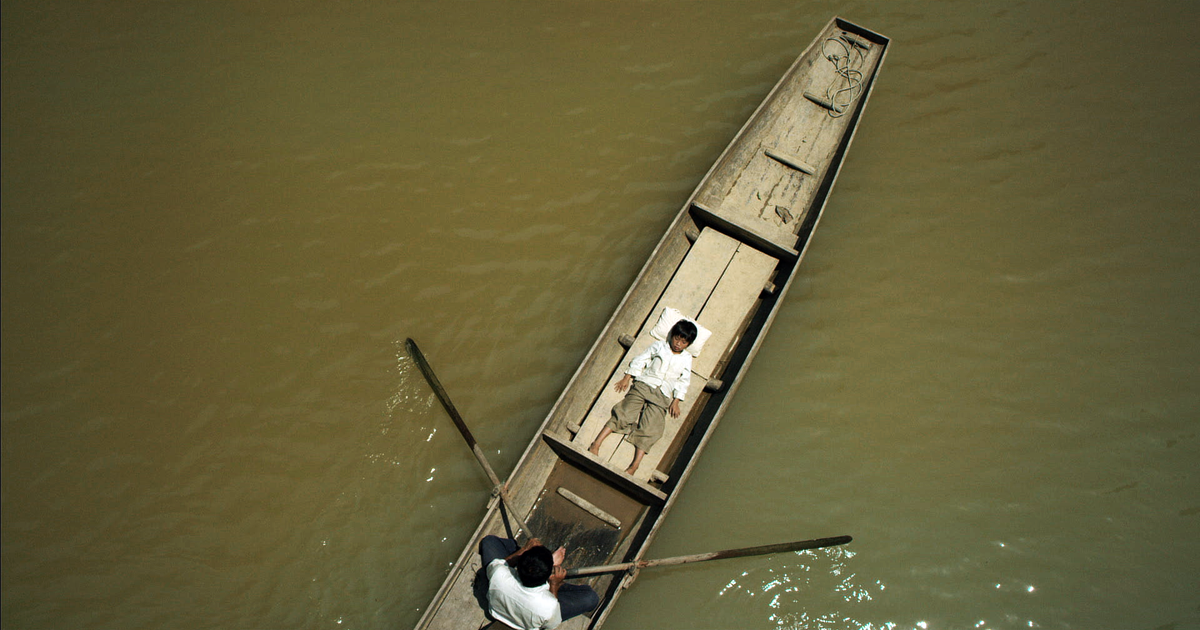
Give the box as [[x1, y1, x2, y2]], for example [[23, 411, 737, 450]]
[[405, 338, 534, 539], [565, 535, 851, 578]]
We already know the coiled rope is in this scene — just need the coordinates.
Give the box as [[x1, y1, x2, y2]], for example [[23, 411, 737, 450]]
[[816, 34, 867, 117]]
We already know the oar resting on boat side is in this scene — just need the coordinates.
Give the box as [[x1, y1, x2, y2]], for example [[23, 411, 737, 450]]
[[405, 338, 535, 540], [566, 535, 852, 578]]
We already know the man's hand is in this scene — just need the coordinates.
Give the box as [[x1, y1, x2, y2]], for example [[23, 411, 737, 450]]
[[548, 565, 567, 597], [552, 546, 566, 567]]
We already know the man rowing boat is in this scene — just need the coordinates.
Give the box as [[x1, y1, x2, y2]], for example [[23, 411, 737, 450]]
[[477, 536, 599, 629]]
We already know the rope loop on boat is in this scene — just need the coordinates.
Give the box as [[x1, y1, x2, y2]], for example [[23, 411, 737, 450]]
[[818, 33, 867, 117]]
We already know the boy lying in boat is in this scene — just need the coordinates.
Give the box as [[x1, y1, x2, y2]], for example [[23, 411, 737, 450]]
[[478, 535, 599, 629], [588, 319, 697, 475]]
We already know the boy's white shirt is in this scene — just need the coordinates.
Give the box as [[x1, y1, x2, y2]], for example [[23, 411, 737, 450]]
[[625, 339, 692, 400]]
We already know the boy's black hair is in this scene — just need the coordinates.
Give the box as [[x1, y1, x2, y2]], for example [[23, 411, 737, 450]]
[[516, 546, 554, 587], [669, 319, 699, 344]]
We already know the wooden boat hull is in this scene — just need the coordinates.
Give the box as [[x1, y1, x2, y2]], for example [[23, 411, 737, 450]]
[[415, 17, 889, 630]]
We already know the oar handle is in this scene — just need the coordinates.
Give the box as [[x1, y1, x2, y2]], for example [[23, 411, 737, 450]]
[[566, 535, 852, 577], [406, 338, 534, 539]]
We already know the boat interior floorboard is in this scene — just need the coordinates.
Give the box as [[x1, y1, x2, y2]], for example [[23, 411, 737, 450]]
[[526, 460, 646, 570]]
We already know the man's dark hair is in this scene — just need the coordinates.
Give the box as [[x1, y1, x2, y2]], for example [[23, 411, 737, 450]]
[[669, 319, 698, 345], [516, 546, 554, 587]]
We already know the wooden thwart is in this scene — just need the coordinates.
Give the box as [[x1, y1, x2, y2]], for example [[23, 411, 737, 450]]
[[543, 432, 668, 505], [691, 202, 799, 262]]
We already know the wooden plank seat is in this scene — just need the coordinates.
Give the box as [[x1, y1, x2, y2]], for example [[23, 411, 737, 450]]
[[691, 201, 800, 263], [562, 227, 778, 488]]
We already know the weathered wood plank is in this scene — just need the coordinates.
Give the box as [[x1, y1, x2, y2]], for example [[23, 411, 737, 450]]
[[690, 201, 799, 262], [570, 228, 737, 450], [638, 228, 739, 335], [575, 252, 779, 482], [693, 243, 779, 378], [614, 243, 778, 478], [544, 229, 695, 438], [542, 432, 668, 505]]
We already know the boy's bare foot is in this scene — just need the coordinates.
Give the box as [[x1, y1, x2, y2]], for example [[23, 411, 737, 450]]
[[626, 448, 645, 475], [589, 427, 614, 456]]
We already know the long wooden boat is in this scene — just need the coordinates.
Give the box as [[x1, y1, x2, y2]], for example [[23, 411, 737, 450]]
[[415, 17, 889, 630]]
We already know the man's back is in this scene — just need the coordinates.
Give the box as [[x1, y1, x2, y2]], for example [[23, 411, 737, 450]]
[[485, 558, 562, 630]]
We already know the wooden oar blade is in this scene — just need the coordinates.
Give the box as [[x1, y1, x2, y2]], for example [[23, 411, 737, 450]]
[[405, 338, 477, 448], [405, 338, 531, 537], [650, 535, 852, 568], [566, 535, 852, 577]]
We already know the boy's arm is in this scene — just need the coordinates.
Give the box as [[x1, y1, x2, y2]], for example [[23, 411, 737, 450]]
[[624, 341, 661, 378]]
